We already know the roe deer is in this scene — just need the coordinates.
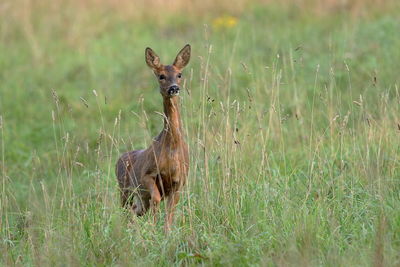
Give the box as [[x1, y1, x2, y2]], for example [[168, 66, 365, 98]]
[[116, 44, 191, 232]]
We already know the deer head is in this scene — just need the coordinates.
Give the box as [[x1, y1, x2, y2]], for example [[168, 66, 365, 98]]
[[145, 44, 191, 98]]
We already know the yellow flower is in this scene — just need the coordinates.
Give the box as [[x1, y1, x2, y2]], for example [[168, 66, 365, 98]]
[[212, 15, 238, 30]]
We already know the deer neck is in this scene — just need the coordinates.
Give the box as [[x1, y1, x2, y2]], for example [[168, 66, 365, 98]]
[[162, 96, 183, 147]]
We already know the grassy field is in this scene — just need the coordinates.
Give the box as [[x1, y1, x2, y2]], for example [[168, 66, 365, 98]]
[[1, 0, 400, 265]]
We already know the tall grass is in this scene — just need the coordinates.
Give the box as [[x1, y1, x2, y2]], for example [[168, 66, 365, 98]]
[[1, 0, 400, 266]]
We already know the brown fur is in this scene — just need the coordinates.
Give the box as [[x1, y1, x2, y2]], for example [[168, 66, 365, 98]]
[[116, 45, 191, 231]]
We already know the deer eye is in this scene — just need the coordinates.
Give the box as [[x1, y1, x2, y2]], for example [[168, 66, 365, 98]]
[[177, 73, 182, 78], [159, 74, 166, 80]]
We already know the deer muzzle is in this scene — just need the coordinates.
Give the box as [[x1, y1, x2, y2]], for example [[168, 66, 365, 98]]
[[167, 85, 180, 96]]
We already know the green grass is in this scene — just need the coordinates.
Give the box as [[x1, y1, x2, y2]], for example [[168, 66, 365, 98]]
[[1, 2, 400, 266]]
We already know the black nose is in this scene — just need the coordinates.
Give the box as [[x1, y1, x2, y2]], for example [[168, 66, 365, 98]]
[[167, 85, 180, 95]]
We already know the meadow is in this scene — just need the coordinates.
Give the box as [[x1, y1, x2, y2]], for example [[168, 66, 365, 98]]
[[0, 0, 400, 265]]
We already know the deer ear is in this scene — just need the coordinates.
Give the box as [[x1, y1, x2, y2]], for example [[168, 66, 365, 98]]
[[145, 47, 161, 69], [173, 44, 191, 69]]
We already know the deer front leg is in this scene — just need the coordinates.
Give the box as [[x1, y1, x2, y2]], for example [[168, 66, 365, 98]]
[[165, 191, 180, 233], [142, 176, 161, 223]]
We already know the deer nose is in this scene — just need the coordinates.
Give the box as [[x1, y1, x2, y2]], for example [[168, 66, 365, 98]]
[[167, 85, 180, 96]]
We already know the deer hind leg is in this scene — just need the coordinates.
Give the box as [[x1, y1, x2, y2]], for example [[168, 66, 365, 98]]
[[132, 193, 150, 216], [142, 175, 161, 223], [119, 187, 149, 217], [120, 190, 137, 216], [120, 189, 134, 208], [117, 155, 142, 212]]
